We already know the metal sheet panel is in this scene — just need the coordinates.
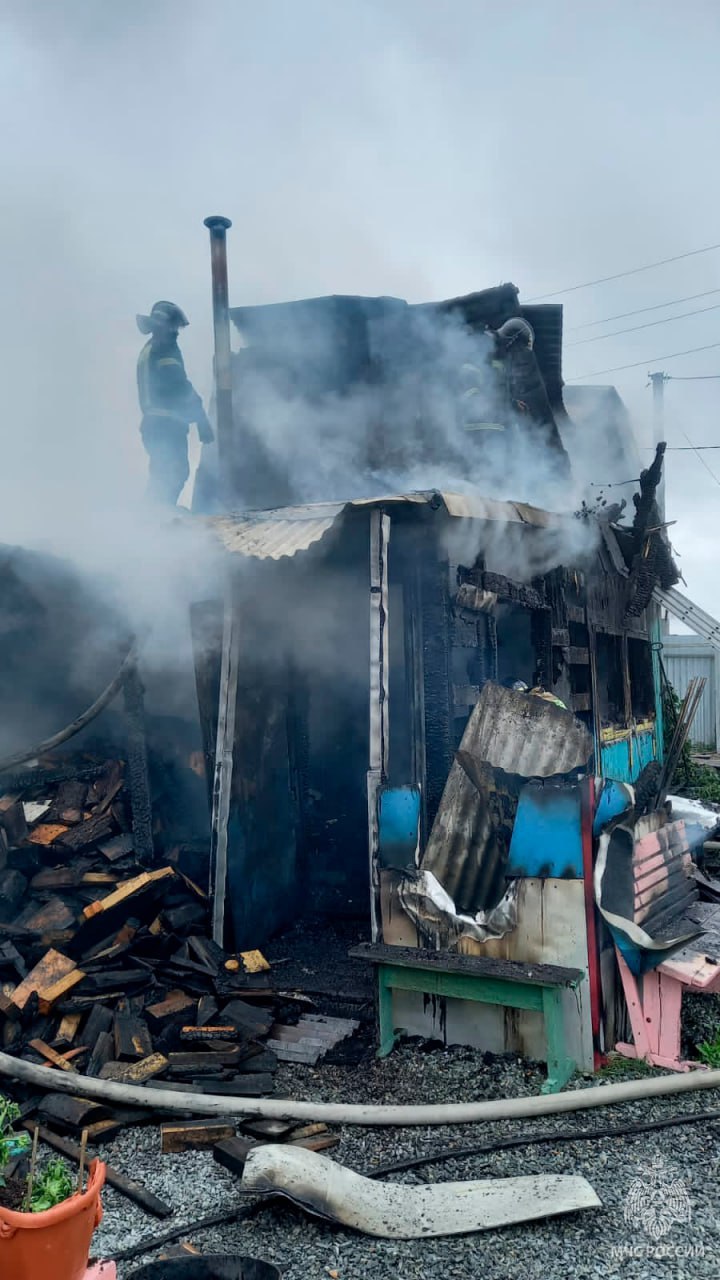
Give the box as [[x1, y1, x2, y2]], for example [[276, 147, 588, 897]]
[[208, 505, 345, 559], [206, 491, 579, 560], [663, 636, 717, 748]]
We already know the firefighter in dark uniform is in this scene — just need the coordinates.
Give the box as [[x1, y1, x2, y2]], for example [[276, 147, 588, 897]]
[[136, 300, 214, 504]]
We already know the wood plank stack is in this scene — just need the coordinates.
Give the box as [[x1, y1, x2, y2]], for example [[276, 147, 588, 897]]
[[0, 757, 281, 1105]]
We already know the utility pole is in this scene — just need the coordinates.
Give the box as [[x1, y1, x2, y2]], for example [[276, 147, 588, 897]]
[[648, 370, 668, 521]]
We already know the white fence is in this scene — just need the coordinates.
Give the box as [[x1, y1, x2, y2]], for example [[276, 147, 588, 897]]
[[662, 634, 719, 750]]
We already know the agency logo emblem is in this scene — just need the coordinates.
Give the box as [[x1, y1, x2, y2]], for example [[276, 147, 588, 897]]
[[623, 1155, 692, 1241]]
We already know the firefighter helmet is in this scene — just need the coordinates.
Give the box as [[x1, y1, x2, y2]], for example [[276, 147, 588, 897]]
[[495, 317, 535, 350], [137, 301, 189, 335]]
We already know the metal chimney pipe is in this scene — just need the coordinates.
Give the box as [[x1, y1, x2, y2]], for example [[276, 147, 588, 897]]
[[204, 215, 234, 505]]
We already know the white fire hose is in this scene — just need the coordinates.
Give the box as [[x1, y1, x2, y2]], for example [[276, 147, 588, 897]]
[[2, 1050, 720, 1126]]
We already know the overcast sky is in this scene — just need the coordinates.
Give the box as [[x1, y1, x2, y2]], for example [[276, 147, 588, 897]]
[[1, 0, 718, 620]]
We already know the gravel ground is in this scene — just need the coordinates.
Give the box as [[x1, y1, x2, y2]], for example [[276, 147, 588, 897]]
[[83, 1047, 720, 1280]]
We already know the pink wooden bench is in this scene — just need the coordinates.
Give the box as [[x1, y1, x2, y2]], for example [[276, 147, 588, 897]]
[[596, 812, 720, 1071]]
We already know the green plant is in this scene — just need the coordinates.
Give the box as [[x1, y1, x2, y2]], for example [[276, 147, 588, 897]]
[[0, 1096, 24, 1188], [29, 1159, 74, 1213], [697, 1035, 720, 1069]]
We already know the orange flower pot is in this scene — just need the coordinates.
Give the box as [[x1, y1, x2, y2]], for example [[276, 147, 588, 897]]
[[0, 1158, 106, 1280]]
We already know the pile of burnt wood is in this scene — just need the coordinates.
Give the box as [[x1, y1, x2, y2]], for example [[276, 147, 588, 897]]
[[0, 756, 282, 1105]]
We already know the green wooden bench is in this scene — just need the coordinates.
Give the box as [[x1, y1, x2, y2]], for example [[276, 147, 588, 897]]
[[349, 942, 584, 1094]]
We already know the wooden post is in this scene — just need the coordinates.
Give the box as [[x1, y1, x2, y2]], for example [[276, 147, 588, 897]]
[[368, 510, 390, 941], [208, 579, 240, 944]]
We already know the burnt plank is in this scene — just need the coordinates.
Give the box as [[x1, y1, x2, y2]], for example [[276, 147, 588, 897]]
[[290, 1134, 340, 1152], [70, 868, 175, 957], [348, 942, 584, 987], [57, 993, 125, 1015], [79, 969, 150, 996], [54, 779, 88, 825], [98, 834, 134, 862], [54, 811, 115, 853], [86, 1030, 115, 1078], [235, 1049, 277, 1075], [22, 898, 77, 935], [161, 1120, 235, 1154], [161, 903, 208, 935], [187, 936, 224, 974], [99, 1053, 168, 1083], [194, 1074, 274, 1097], [167, 1064, 231, 1081], [28, 1038, 77, 1071], [0, 869, 27, 923], [55, 1012, 83, 1046], [146, 991, 196, 1034], [240, 1118, 294, 1141], [221, 999, 273, 1037], [0, 802, 28, 847], [179, 1026, 239, 1043], [38, 1093, 108, 1132], [0, 939, 27, 979], [114, 1000, 153, 1060], [84, 1118, 133, 1144], [196, 995, 219, 1027], [82, 1003, 114, 1046], [12, 951, 85, 1012], [212, 1135, 259, 1176], [168, 1047, 242, 1071]]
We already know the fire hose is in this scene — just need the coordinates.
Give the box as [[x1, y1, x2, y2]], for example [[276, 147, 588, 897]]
[[2, 1050, 720, 1127], [0, 645, 137, 775]]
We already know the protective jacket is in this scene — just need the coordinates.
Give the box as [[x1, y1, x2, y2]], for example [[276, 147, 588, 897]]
[[137, 336, 210, 432]]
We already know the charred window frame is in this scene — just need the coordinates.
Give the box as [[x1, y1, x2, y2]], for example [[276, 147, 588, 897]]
[[628, 636, 656, 721], [595, 631, 625, 725]]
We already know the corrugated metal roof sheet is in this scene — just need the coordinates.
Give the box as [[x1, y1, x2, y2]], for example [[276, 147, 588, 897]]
[[205, 491, 570, 561], [208, 504, 345, 560]]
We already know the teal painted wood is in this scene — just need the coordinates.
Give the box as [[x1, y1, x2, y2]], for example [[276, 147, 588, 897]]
[[375, 962, 579, 1093], [600, 727, 657, 784]]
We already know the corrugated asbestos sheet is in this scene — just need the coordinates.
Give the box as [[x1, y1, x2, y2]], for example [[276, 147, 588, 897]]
[[421, 684, 593, 914], [206, 491, 574, 561], [459, 682, 593, 780]]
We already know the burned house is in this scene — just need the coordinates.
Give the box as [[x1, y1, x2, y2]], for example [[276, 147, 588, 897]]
[[184, 282, 681, 1079], [0, 277, 686, 1090]]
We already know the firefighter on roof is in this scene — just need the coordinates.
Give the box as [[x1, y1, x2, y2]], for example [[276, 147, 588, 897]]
[[136, 301, 214, 505]]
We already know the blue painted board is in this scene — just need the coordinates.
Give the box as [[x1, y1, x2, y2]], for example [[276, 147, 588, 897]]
[[507, 781, 583, 879], [593, 779, 634, 836], [378, 785, 420, 870]]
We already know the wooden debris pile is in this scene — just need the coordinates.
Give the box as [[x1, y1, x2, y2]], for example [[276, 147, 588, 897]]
[[0, 758, 281, 1100]]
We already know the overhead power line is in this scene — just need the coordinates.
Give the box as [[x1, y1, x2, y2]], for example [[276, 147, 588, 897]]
[[567, 288, 720, 332], [566, 341, 720, 381], [526, 241, 720, 302], [566, 301, 720, 347], [679, 428, 720, 488]]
